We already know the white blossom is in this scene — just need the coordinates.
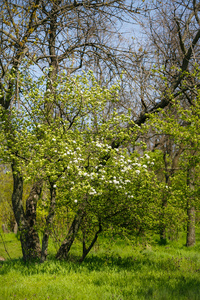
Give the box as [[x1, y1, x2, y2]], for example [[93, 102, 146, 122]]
[[135, 170, 140, 175], [113, 179, 120, 185], [89, 187, 97, 195]]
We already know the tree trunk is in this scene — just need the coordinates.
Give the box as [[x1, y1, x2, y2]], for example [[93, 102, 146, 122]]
[[40, 186, 56, 263], [159, 201, 167, 244], [11, 162, 42, 261], [23, 180, 43, 260], [186, 163, 196, 247], [56, 203, 86, 260], [159, 169, 169, 244], [186, 205, 195, 247]]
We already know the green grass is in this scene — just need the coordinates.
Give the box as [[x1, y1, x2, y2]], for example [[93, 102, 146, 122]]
[[1, 232, 200, 299]]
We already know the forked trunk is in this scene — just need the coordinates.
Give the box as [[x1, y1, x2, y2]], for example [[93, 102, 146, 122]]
[[56, 203, 86, 260], [79, 221, 102, 263]]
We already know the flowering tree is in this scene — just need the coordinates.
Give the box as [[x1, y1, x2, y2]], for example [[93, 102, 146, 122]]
[[0, 71, 159, 261]]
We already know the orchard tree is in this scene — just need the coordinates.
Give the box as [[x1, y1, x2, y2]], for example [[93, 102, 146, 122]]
[[0, 0, 146, 261], [0, 71, 160, 261]]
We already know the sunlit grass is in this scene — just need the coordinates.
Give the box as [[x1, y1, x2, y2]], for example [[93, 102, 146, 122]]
[[1, 231, 200, 299]]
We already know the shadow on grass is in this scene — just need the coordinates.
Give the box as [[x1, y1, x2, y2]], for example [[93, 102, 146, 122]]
[[0, 249, 196, 274], [1, 253, 200, 300]]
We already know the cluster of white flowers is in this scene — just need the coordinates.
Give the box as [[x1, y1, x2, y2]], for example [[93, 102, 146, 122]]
[[124, 179, 131, 184], [113, 179, 120, 185], [65, 149, 73, 155], [121, 166, 132, 172], [96, 141, 103, 148], [132, 162, 141, 167], [89, 187, 97, 195]]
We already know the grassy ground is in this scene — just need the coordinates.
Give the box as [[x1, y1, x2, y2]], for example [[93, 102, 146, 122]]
[[1, 231, 200, 299]]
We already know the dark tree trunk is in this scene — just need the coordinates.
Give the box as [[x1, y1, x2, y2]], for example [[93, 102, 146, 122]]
[[12, 162, 42, 261], [40, 185, 56, 263], [23, 180, 43, 260], [186, 206, 195, 247], [56, 203, 86, 260], [186, 162, 196, 247], [159, 168, 169, 244], [159, 196, 167, 244]]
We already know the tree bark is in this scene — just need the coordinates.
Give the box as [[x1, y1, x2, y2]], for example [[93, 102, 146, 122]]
[[159, 197, 167, 244], [40, 185, 56, 263], [23, 180, 43, 260], [11, 161, 42, 261], [159, 151, 169, 244], [186, 206, 195, 247], [186, 162, 196, 247]]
